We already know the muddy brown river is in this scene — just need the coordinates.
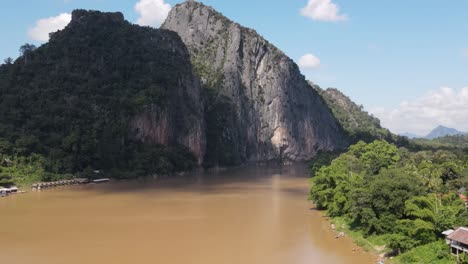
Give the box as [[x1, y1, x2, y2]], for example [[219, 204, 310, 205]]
[[0, 165, 374, 264]]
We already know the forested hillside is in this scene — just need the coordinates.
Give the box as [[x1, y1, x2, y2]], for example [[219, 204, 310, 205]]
[[312, 84, 393, 143], [413, 134, 468, 150], [0, 10, 204, 185]]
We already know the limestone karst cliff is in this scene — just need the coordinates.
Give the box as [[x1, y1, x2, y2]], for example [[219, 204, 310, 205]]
[[0, 5, 352, 181], [162, 1, 348, 164]]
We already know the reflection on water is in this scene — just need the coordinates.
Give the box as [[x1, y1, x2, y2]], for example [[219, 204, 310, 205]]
[[0, 165, 374, 264]]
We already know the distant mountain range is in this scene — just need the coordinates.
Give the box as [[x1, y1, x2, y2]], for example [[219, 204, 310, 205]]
[[401, 125, 466, 140], [426, 126, 464, 139]]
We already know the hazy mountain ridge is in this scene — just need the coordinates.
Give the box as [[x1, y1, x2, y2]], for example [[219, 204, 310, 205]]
[[425, 125, 464, 139], [401, 125, 466, 140]]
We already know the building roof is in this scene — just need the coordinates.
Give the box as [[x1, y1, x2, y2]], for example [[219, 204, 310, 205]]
[[442, 229, 454, 236], [448, 227, 468, 244], [460, 194, 468, 202]]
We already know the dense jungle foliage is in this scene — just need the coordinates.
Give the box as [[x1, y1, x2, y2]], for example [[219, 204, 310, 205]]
[[0, 11, 198, 186], [309, 140, 468, 260], [314, 86, 394, 143], [413, 134, 468, 150]]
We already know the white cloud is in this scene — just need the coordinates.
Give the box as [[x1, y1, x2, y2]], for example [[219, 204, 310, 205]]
[[135, 0, 171, 27], [300, 0, 347, 22], [28, 13, 71, 42], [298, 53, 321, 69], [369, 87, 468, 135]]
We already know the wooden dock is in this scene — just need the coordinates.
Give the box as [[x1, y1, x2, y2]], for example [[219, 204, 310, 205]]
[[31, 178, 110, 190], [2, 178, 110, 196], [32, 178, 90, 190]]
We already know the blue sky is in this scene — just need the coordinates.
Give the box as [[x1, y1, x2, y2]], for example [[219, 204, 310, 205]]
[[1, 0, 467, 135]]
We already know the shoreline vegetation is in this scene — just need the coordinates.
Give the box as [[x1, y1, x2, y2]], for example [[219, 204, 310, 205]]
[[0, 144, 198, 189], [309, 140, 468, 264], [326, 215, 460, 264], [315, 210, 384, 262]]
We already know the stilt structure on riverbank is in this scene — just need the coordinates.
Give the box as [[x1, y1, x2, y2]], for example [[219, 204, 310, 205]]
[[31, 178, 110, 190], [2, 177, 111, 196], [444, 227, 468, 263], [32, 178, 90, 190]]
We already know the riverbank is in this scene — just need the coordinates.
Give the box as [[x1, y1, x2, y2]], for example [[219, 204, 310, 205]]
[[332, 217, 388, 253], [322, 215, 387, 263], [325, 216, 463, 264]]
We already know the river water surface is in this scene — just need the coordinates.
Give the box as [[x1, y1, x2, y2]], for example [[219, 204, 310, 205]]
[[0, 165, 374, 264]]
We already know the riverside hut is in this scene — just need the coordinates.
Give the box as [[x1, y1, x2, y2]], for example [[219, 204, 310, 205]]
[[446, 227, 468, 256]]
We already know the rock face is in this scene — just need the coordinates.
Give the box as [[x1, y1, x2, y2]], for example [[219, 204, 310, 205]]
[[162, 1, 347, 163]]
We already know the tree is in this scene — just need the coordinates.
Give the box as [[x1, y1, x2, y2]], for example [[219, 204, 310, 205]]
[[19, 43, 36, 55], [360, 140, 400, 175], [3, 57, 13, 65], [309, 151, 339, 177], [369, 168, 425, 220], [409, 219, 436, 244], [405, 196, 436, 223], [19, 43, 36, 64], [309, 152, 362, 211], [386, 233, 417, 254]]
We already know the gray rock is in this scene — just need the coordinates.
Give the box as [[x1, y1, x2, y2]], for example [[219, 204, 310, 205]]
[[127, 28, 206, 164], [162, 1, 347, 162]]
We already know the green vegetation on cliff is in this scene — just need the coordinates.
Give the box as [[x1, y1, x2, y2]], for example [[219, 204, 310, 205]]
[[0, 10, 198, 186], [313, 85, 393, 143], [309, 140, 468, 261], [203, 89, 242, 167]]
